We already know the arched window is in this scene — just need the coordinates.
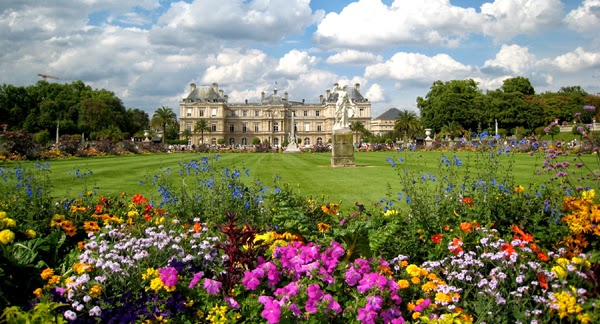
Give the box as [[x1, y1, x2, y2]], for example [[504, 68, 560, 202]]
[[211, 138, 216, 145], [304, 137, 310, 146], [229, 138, 235, 145], [273, 137, 279, 147], [317, 137, 323, 145], [241, 138, 248, 145]]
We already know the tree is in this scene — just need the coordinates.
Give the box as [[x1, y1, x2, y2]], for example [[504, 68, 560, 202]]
[[125, 108, 150, 138], [194, 119, 211, 144], [418, 79, 484, 133], [151, 106, 177, 144], [394, 110, 421, 142], [96, 125, 125, 143], [349, 121, 366, 144], [439, 121, 464, 139], [501, 77, 535, 95]]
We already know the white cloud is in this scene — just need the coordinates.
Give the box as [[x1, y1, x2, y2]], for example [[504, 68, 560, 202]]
[[275, 50, 319, 76], [551, 47, 600, 72], [365, 52, 473, 85], [365, 83, 385, 102], [564, 0, 600, 35], [150, 0, 321, 46], [313, 0, 481, 49], [326, 50, 383, 65], [202, 49, 270, 85], [482, 44, 536, 75], [480, 0, 564, 41]]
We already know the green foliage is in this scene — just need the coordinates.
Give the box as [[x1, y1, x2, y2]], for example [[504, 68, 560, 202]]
[[501, 76, 535, 95], [1, 302, 67, 324]]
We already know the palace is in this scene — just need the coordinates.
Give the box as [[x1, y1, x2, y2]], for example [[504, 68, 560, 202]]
[[179, 82, 372, 148]]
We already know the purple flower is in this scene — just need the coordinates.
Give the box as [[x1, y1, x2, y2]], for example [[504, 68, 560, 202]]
[[188, 271, 204, 288], [584, 105, 596, 111], [357, 306, 378, 324], [260, 298, 281, 324], [323, 294, 342, 314], [64, 310, 77, 321], [242, 269, 263, 290], [225, 297, 240, 310], [288, 303, 301, 317], [345, 267, 362, 286], [307, 283, 323, 300], [158, 267, 179, 286], [203, 278, 222, 295], [366, 295, 384, 311], [414, 298, 431, 312], [574, 112, 582, 117], [544, 127, 551, 133], [357, 273, 378, 293]]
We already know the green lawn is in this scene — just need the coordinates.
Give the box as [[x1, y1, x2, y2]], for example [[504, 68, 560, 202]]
[[3, 150, 598, 206]]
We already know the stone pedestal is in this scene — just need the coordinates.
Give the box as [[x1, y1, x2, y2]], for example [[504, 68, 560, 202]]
[[331, 128, 355, 167], [284, 141, 302, 153]]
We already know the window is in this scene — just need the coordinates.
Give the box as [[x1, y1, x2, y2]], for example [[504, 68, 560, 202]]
[[273, 122, 279, 132], [229, 124, 235, 132], [211, 124, 217, 132], [303, 110, 308, 116], [255, 110, 260, 117], [317, 123, 322, 132], [359, 108, 364, 117], [211, 108, 217, 117], [199, 108, 205, 117], [241, 138, 247, 145], [242, 110, 248, 117], [229, 138, 235, 145], [186, 123, 192, 131], [254, 123, 259, 132], [242, 124, 247, 133], [315, 110, 320, 117], [317, 137, 323, 145], [186, 108, 192, 117], [273, 137, 279, 147], [304, 123, 310, 132], [211, 138, 216, 145], [304, 137, 310, 146]]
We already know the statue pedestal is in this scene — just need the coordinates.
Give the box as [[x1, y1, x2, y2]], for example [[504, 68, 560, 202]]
[[331, 128, 355, 167], [284, 142, 302, 154]]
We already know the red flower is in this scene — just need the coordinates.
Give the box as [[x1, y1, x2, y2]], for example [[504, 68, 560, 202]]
[[461, 197, 474, 206], [536, 273, 548, 290], [431, 234, 443, 244], [132, 194, 147, 205], [501, 243, 516, 257], [94, 205, 103, 214], [449, 238, 464, 255]]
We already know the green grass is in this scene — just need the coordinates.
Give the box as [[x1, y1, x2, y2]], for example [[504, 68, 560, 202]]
[[3, 151, 599, 206]]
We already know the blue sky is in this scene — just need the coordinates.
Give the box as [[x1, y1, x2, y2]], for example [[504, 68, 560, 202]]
[[2, 0, 600, 118]]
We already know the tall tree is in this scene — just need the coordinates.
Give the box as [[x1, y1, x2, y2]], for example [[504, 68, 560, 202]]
[[394, 110, 421, 142], [151, 106, 177, 143], [501, 76, 535, 95], [194, 119, 211, 144]]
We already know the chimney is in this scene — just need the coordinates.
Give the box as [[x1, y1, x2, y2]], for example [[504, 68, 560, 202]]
[[245, 99, 248, 105], [224, 95, 228, 103], [319, 95, 323, 103], [189, 83, 196, 92], [355, 83, 361, 92], [212, 82, 218, 94], [302, 99, 305, 104], [261, 91, 265, 101], [284, 91, 288, 100], [325, 89, 330, 100], [219, 89, 224, 98]]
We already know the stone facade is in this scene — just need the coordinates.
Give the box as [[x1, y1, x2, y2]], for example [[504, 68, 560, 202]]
[[179, 83, 371, 147], [370, 108, 401, 137]]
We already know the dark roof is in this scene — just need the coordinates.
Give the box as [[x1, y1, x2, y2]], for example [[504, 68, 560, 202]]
[[373, 108, 401, 120], [185, 85, 225, 103], [326, 85, 367, 104], [261, 89, 290, 107]]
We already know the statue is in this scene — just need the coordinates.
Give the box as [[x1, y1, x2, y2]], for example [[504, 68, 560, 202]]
[[333, 84, 356, 130]]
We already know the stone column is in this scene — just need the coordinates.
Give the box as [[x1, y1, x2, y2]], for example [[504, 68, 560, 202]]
[[331, 128, 355, 167]]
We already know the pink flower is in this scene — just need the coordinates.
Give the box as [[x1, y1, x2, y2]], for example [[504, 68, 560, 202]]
[[260, 297, 281, 324], [188, 271, 204, 288], [203, 278, 222, 295], [158, 267, 178, 286]]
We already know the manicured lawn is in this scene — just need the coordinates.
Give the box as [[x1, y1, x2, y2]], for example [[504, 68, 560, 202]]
[[4, 150, 598, 206]]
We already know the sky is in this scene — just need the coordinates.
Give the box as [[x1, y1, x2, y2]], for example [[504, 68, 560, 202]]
[[2, 0, 600, 118]]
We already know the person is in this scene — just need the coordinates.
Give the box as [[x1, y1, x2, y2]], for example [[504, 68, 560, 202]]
[[333, 84, 356, 129]]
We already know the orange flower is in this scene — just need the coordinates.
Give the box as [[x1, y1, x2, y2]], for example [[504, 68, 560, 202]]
[[536, 273, 548, 290], [461, 197, 474, 206], [132, 194, 147, 205], [193, 222, 202, 233], [83, 221, 100, 233], [460, 222, 472, 233], [449, 238, 464, 255], [431, 234, 443, 244], [501, 243, 516, 257], [317, 222, 331, 233], [511, 225, 526, 236], [94, 205, 103, 214]]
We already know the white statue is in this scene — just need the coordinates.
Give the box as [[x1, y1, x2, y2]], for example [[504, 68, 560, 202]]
[[333, 84, 356, 130]]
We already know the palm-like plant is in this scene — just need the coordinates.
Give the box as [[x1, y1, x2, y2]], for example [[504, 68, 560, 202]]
[[440, 121, 465, 139], [194, 119, 211, 144], [349, 121, 366, 144], [394, 110, 421, 142], [151, 106, 177, 144]]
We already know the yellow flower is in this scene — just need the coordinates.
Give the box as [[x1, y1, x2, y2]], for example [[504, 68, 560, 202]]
[[514, 185, 525, 193], [48, 275, 61, 285], [421, 281, 437, 292], [3, 218, 16, 227], [149, 277, 165, 292], [73, 263, 93, 274], [0, 211, 6, 219], [25, 229, 37, 239], [582, 189, 596, 200], [0, 229, 15, 244], [556, 258, 569, 267], [412, 312, 422, 320], [384, 209, 398, 217], [89, 285, 102, 298], [577, 312, 592, 324], [398, 280, 410, 289], [317, 222, 331, 233], [127, 210, 139, 217], [41, 268, 54, 280], [406, 264, 422, 277], [33, 288, 43, 297], [552, 266, 567, 279], [142, 268, 158, 280], [411, 276, 421, 284], [435, 292, 453, 304], [550, 291, 582, 319]]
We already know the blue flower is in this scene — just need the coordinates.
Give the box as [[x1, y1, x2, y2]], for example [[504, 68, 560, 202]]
[[453, 155, 462, 167], [385, 157, 396, 167]]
